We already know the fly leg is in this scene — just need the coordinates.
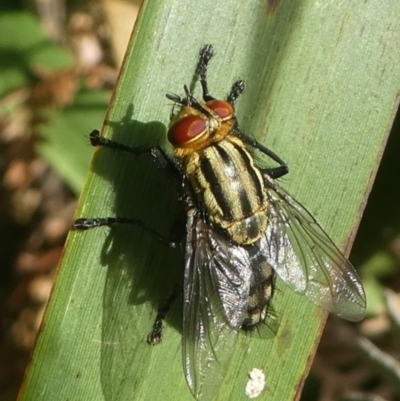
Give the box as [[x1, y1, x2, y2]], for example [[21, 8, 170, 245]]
[[147, 288, 179, 344], [227, 80, 245, 105], [198, 44, 215, 101], [73, 217, 178, 247], [74, 128, 185, 242], [238, 133, 289, 179], [74, 216, 181, 344], [262, 165, 289, 179], [74, 208, 184, 345], [89, 129, 181, 178], [75, 128, 185, 339], [197, 44, 246, 106]]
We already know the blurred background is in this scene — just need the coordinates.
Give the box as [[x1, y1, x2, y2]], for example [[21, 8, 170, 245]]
[[0, 1, 399, 401]]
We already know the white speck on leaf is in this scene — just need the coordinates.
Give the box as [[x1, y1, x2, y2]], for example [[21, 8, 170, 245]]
[[245, 368, 266, 398]]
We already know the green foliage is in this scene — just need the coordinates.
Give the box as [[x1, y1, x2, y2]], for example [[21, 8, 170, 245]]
[[0, 9, 109, 192], [38, 89, 109, 193], [0, 11, 73, 97]]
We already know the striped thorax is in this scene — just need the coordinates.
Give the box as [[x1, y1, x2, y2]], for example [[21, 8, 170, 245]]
[[168, 98, 268, 245]]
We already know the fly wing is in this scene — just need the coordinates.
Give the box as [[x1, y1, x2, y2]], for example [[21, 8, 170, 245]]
[[183, 208, 252, 399], [262, 174, 366, 322]]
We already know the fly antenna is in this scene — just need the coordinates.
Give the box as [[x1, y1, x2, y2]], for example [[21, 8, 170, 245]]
[[184, 85, 198, 107], [166, 93, 183, 104]]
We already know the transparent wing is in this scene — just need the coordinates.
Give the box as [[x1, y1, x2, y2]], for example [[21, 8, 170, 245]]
[[183, 208, 252, 400], [261, 175, 366, 321]]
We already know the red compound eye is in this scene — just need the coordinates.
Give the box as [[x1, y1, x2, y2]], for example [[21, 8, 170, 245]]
[[206, 100, 234, 120], [168, 115, 206, 145]]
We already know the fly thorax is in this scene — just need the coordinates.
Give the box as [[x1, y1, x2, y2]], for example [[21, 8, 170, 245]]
[[185, 135, 268, 245], [166, 97, 268, 245]]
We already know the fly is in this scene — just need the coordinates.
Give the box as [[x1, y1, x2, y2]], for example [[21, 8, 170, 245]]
[[74, 44, 366, 400]]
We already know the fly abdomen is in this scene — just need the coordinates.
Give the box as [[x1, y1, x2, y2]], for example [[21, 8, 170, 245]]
[[241, 243, 275, 330], [241, 274, 275, 330], [185, 134, 268, 245]]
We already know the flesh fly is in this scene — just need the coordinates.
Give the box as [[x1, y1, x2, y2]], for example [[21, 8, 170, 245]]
[[74, 44, 366, 400]]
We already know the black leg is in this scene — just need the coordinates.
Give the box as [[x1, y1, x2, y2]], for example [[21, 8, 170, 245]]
[[75, 129, 186, 241], [198, 44, 215, 102], [262, 165, 289, 179], [74, 212, 182, 346], [147, 288, 178, 344], [74, 217, 178, 248], [236, 132, 289, 178], [89, 130, 180, 174], [227, 80, 245, 105]]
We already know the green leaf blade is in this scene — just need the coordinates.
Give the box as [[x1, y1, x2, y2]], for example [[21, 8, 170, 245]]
[[19, 1, 400, 401]]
